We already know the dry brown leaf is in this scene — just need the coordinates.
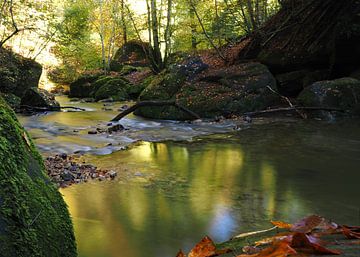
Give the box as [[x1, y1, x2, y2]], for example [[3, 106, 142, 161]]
[[291, 215, 324, 233], [188, 236, 217, 257], [237, 241, 297, 257], [291, 232, 341, 255]]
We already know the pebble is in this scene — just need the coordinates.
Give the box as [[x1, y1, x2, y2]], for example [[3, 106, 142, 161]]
[[44, 154, 118, 188]]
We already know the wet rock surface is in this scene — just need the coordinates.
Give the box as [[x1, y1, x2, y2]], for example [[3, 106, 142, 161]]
[[45, 154, 117, 188]]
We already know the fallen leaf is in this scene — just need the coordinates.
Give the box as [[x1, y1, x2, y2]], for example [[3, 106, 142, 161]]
[[291, 232, 341, 255], [291, 215, 324, 233], [188, 236, 217, 257], [271, 221, 292, 229], [237, 241, 297, 257]]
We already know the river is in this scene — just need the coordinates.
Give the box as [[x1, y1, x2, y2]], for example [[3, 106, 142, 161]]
[[18, 96, 360, 257]]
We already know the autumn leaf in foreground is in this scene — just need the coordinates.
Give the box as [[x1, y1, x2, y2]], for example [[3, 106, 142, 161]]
[[291, 215, 325, 233], [237, 241, 297, 257], [183, 236, 231, 257], [291, 232, 341, 255]]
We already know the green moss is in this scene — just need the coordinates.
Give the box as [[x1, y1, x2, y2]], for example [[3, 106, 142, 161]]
[[0, 93, 21, 109], [94, 78, 130, 101], [135, 70, 187, 119], [298, 77, 360, 115], [0, 97, 77, 256]]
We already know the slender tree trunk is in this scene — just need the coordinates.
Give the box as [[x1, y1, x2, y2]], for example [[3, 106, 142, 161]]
[[164, 0, 172, 65], [151, 0, 163, 71], [189, 5, 197, 50], [120, 0, 127, 43], [238, 0, 252, 34], [99, 0, 107, 74], [146, 0, 152, 45], [189, 0, 225, 60], [246, 0, 257, 31]]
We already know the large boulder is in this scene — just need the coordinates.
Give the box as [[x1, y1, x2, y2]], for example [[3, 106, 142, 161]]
[[94, 78, 130, 101], [110, 41, 151, 71], [69, 72, 102, 98], [0, 48, 42, 98], [0, 97, 76, 256], [20, 87, 60, 110], [136, 62, 280, 120], [298, 77, 360, 115], [69, 71, 149, 101]]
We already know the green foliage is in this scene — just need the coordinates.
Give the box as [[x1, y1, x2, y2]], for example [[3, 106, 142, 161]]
[[51, 1, 102, 82]]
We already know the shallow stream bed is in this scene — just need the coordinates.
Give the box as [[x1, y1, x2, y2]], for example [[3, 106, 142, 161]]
[[19, 96, 360, 257]]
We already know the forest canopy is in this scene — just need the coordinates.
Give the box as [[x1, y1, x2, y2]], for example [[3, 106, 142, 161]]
[[1, 0, 281, 81]]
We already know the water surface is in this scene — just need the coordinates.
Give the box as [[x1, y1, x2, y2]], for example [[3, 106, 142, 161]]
[[18, 97, 360, 257]]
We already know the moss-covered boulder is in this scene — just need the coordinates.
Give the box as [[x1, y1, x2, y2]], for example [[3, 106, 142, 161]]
[[298, 77, 360, 115], [94, 78, 130, 101], [136, 62, 280, 120], [0, 48, 42, 99], [110, 41, 151, 71], [0, 97, 76, 256], [0, 93, 21, 110], [69, 73, 102, 98], [20, 88, 60, 110]]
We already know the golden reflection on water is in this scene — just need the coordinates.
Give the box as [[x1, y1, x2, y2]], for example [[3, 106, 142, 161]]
[[61, 131, 360, 257]]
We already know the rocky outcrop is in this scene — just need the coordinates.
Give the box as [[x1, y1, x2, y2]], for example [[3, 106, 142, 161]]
[[110, 41, 151, 71], [0, 97, 76, 256], [135, 61, 280, 120], [69, 69, 150, 101], [0, 48, 42, 98], [69, 72, 102, 98], [298, 77, 360, 115], [21, 87, 60, 110]]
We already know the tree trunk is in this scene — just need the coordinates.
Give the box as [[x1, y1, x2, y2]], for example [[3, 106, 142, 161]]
[[151, 0, 163, 71], [164, 0, 173, 65]]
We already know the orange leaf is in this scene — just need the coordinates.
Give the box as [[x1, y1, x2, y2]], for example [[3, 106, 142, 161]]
[[188, 236, 217, 257], [291, 215, 324, 233], [291, 232, 341, 255], [271, 221, 292, 229], [237, 241, 297, 257]]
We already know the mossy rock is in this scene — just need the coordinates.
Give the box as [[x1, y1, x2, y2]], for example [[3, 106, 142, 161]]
[[0, 97, 77, 256], [69, 73, 102, 98], [135, 70, 187, 119], [110, 41, 151, 71], [0, 48, 42, 98], [298, 77, 360, 115], [20, 88, 60, 110], [94, 78, 130, 101], [135, 62, 279, 120], [0, 93, 21, 110]]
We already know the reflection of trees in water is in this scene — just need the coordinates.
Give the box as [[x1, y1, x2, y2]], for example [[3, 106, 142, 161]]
[[63, 122, 360, 256]]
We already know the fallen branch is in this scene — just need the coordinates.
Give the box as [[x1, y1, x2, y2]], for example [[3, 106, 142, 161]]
[[20, 105, 86, 112], [231, 226, 277, 240], [267, 85, 307, 119], [111, 100, 200, 121], [244, 106, 345, 117]]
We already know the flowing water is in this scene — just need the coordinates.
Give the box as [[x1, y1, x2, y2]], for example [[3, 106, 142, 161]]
[[19, 96, 360, 257]]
